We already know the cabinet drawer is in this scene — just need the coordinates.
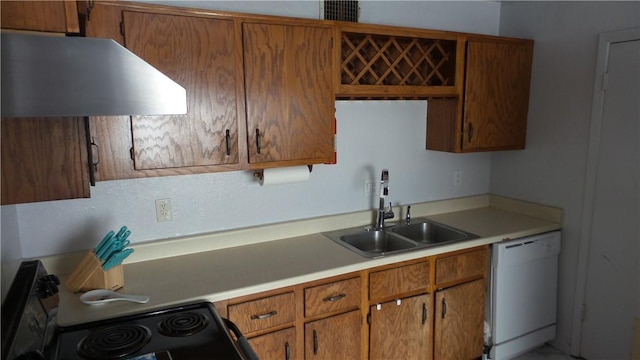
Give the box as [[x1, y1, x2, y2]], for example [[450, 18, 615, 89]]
[[228, 292, 295, 334], [435, 248, 488, 285], [304, 277, 361, 317], [369, 261, 430, 300]]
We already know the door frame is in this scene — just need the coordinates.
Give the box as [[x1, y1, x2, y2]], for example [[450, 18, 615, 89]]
[[571, 27, 640, 356]]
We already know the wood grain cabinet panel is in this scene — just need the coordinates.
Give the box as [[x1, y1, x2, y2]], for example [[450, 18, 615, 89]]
[[228, 292, 295, 335], [304, 309, 361, 360], [1, 117, 90, 204], [304, 277, 361, 318], [434, 279, 485, 360], [427, 38, 533, 153], [1, 1, 79, 33], [435, 248, 488, 286], [122, 11, 240, 170], [369, 261, 430, 301], [248, 327, 296, 360], [462, 40, 533, 151], [369, 294, 432, 360], [243, 22, 334, 168]]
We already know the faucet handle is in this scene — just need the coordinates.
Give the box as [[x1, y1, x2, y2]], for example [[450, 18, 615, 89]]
[[405, 205, 411, 224], [384, 202, 395, 219]]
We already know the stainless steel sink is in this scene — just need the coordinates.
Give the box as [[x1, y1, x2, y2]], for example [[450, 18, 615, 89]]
[[323, 218, 479, 258], [391, 219, 479, 244], [323, 228, 417, 258]]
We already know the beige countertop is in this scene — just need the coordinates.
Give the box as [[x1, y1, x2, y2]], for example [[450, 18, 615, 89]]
[[54, 194, 562, 327]]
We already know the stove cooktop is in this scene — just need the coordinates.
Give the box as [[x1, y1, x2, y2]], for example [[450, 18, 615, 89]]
[[51, 302, 245, 360]]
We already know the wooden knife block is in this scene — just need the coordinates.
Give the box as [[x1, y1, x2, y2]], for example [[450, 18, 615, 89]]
[[65, 251, 124, 293]]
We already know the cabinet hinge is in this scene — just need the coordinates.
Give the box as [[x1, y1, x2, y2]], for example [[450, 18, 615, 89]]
[[129, 147, 134, 160], [119, 21, 125, 36], [366, 313, 371, 325]]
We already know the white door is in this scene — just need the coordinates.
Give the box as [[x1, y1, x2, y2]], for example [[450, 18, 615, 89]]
[[579, 32, 640, 359]]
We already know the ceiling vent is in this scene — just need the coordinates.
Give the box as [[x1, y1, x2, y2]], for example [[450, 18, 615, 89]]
[[322, 0, 359, 22]]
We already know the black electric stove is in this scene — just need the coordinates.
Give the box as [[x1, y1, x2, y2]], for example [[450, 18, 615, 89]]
[[1, 260, 258, 360]]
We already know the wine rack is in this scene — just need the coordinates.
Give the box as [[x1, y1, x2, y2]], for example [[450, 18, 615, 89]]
[[338, 31, 457, 98]]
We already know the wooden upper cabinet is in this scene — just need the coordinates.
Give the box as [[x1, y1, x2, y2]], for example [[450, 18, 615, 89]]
[[461, 39, 533, 150], [1, 1, 80, 33], [1, 117, 89, 205], [1, 1, 87, 205], [427, 38, 534, 152], [243, 22, 335, 168], [122, 11, 240, 170]]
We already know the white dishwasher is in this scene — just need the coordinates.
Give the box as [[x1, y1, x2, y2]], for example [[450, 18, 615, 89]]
[[488, 231, 561, 359]]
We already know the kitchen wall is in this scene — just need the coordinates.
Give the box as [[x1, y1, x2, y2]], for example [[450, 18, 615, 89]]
[[0, 1, 500, 266], [494, 1, 640, 355]]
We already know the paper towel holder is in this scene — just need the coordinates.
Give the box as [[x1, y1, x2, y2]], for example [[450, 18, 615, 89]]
[[253, 165, 313, 180]]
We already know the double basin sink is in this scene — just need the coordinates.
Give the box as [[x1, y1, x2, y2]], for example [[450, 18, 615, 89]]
[[323, 218, 479, 258]]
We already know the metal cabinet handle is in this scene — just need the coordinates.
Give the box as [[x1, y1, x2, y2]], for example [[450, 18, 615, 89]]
[[441, 298, 447, 319], [250, 310, 277, 320], [90, 137, 100, 172], [468, 122, 474, 143], [422, 302, 428, 325], [225, 129, 231, 156], [313, 329, 319, 355], [323, 293, 346, 302], [256, 128, 262, 154], [285, 341, 291, 360]]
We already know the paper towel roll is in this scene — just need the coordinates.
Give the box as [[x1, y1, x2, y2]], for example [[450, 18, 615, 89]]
[[259, 166, 310, 186]]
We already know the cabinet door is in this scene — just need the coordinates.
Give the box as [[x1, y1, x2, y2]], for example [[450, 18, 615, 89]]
[[434, 279, 485, 360], [370, 294, 432, 360], [248, 327, 296, 360], [1, 117, 89, 204], [462, 40, 533, 150], [1, 1, 79, 33], [305, 310, 361, 360], [123, 12, 239, 170], [243, 22, 334, 167]]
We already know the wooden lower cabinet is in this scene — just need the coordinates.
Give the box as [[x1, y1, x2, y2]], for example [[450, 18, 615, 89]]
[[227, 292, 295, 335], [248, 327, 296, 360], [304, 310, 361, 360], [369, 293, 432, 360], [434, 278, 486, 360], [219, 246, 488, 360]]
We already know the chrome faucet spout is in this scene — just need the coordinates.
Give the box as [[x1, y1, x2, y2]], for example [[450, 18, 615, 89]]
[[376, 169, 394, 230]]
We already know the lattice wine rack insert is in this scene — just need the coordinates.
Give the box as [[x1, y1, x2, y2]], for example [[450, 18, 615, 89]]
[[341, 32, 457, 87]]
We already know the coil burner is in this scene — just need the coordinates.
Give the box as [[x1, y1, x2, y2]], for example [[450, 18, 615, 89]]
[[158, 312, 209, 337], [77, 324, 152, 360]]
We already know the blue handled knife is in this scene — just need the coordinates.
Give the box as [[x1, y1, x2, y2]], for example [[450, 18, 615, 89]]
[[94, 230, 115, 255], [102, 248, 134, 270]]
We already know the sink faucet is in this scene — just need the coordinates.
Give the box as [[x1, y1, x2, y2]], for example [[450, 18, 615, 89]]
[[375, 169, 394, 230]]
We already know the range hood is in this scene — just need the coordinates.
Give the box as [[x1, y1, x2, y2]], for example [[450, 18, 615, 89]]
[[1, 33, 187, 118]]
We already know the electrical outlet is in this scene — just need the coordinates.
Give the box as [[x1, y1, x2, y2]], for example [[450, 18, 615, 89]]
[[364, 178, 375, 197], [155, 198, 172, 222], [453, 170, 463, 187]]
